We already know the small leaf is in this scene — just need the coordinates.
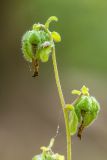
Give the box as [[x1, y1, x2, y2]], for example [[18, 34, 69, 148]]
[[69, 109, 78, 135], [45, 16, 58, 29], [51, 32, 61, 42], [71, 90, 81, 95]]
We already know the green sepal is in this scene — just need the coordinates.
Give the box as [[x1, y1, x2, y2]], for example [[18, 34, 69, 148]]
[[21, 30, 41, 62], [74, 95, 100, 127], [74, 95, 91, 122], [65, 104, 78, 135], [29, 30, 41, 44], [51, 32, 61, 42], [68, 105, 78, 135], [39, 31, 51, 43], [82, 97, 100, 126], [39, 45, 52, 62]]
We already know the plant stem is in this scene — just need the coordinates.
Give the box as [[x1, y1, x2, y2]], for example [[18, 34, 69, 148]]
[[52, 47, 72, 160]]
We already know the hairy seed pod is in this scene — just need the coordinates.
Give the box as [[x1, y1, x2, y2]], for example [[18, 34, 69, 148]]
[[38, 30, 51, 43], [21, 30, 41, 62], [22, 29, 53, 63], [74, 95, 100, 126], [74, 95, 100, 139]]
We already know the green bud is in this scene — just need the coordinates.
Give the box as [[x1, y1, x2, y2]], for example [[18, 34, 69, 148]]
[[21, 16, 61, 77], [21, 29, 52, 63], [74, 95, 100, 127], [22, 16, 61, 65]]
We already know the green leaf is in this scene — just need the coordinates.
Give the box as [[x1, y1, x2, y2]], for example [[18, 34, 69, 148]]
[[69, 109, 78, 135], [82, 96, 100, 126], [21, 30, 42, 62], [51, 32, 61, 42]]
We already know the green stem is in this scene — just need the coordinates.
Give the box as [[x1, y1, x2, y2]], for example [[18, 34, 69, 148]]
[[52, 47, 72, 160]]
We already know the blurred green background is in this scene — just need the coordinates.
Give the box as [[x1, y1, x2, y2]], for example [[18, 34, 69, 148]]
[[0, 0, 107, 160]]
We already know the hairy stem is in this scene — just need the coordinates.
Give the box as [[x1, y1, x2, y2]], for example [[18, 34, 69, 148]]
[[52, 47, 71, 160]]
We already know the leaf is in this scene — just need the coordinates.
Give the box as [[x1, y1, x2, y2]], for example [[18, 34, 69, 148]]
[[51, 32, 61, 42], [69, 109, 78, 135]]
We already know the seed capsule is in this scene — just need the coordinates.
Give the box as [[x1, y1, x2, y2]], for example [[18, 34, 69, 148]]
[[74, 95, 100, 138]]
